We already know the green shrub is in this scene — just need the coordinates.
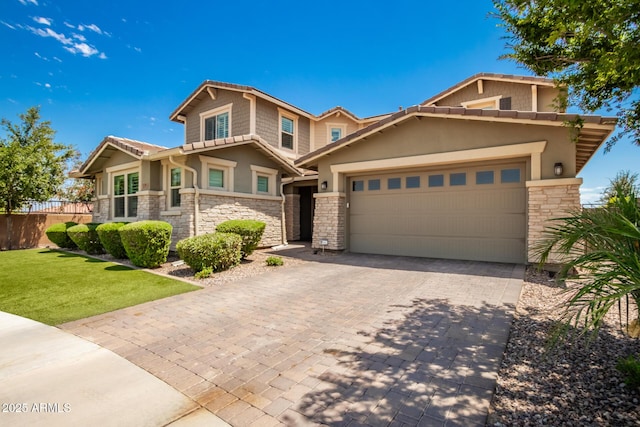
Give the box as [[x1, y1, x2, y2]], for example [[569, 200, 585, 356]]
[[265, 256, 283, 266], [45, 221, 78, 249], [617, 354, 640, 390], [119, 221, 172, 268], [67, 223, 105, 255], [194, 266, 213, 279], [96, 222, 129, 258], [216, 219, 266, 258], [176, 232, 242, 273]]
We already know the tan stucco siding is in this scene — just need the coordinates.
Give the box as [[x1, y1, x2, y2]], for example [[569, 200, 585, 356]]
[[315, 117, 576, 192], [538, 87, 561, 112], [186, 145, 283, 195], [298, 116, 311, 155], [313, 115, 360, 151], [184, 90, 250, 144], [436, 81, 553, 112]]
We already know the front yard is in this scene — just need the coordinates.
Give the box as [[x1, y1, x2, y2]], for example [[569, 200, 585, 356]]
[[0, 249, 199, 325]]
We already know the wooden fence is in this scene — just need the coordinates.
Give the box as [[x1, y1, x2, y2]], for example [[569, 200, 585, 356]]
[[0, 202, 92, 250]]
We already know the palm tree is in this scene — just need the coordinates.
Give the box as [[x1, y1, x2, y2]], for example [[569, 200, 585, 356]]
[[536, 174, 640, 342]]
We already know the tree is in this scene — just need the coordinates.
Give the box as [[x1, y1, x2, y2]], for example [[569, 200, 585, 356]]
[[601, 170, 640, 205], [493, 0, 640, 150], [0, 107, 75, 249], [535, 171, 640, 343]]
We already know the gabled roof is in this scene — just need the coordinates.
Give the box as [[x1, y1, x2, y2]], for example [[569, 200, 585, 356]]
[[295, 105, 617, 173], [179, 133, 302, 176], [170, 80, 315, 123], [72, 136, 167, 178], [315, 106, 391, 124], [421, 72, 557, 107]]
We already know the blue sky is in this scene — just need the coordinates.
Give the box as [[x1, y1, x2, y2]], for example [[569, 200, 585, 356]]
[[1, 0, 637, 204]]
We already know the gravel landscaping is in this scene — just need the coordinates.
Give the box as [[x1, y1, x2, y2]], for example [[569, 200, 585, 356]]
[[489, 268, 640, 426]]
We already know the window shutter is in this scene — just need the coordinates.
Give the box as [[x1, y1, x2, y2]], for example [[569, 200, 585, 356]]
[[499, 97, 512, 110], [216, 112, 229, 139], [205, 117, 215, 140]]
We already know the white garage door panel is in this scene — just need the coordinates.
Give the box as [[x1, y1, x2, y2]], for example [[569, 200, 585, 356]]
[[348, 164, 526, 263]]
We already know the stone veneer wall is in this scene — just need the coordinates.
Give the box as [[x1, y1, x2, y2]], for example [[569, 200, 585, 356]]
[[92, 198, 110, 223], [136, 193, 161, 220], [527, 181, 581, 263], [285, 193, 300, 241], [160, 193, 195, 247], [312, 193, 346, 250], [198, 193, 282, 247]]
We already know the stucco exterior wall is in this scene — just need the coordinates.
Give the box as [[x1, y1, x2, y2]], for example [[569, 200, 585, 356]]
[[314, 118, 577, 193], [184, 90, 251, 144], [312, 193, 346, 250], [198, 193, 282, 247], [526, 180, 582, 263]]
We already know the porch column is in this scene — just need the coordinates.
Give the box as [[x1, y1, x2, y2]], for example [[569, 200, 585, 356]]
[[312, 192, 346, 251], [526, 178, 582, 264]]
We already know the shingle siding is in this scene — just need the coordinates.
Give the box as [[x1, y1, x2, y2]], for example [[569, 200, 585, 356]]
[[185, 90, 250, 144], [437, 81, 533, 111]]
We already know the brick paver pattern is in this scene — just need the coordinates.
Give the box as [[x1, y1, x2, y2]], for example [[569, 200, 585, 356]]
[[62, 252, 523, 427]]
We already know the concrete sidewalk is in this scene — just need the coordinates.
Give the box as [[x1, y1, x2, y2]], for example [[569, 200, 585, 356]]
[[0, 311, 228, 427]]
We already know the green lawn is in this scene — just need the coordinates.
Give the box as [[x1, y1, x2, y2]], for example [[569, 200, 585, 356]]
[[0, 249, 199, 325]]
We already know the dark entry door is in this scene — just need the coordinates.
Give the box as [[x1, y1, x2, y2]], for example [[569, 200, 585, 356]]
[[299, 186, 316, 241]]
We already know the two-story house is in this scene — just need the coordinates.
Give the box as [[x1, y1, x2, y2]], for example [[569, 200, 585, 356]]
[[73, 73, 616, 264]]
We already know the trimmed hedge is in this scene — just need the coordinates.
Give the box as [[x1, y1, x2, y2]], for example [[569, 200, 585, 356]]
[[67, 223, 105, 255], [96, 222, 129, 259], [176, 232, 242, 273], [216, 219, 266, 258], [119, 221, 172, 268], [45, 221, 78, 249]]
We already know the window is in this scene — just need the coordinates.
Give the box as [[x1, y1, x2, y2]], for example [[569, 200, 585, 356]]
[[208, 169, 224, 188], [170, 168, 181, 207], [428, 174, 444, 187], [461, 95, 502, 110], [406, 176, 421, 189], [257, 176, 269, 193], [199, 156, 237, 192], [200, 104, 232, 141], [352, 180, 364, 191], [330, 128, 342, 142], [450, 173, 466, 186], [281, 117, 294, 149], [278, 108, 298, 151], [388, 178, 401, 190], [476, 171, 494, 185], [368, 179, 381, 191], [113, 171, 138, 218], [501, 168, 521, 183], [250, 165, 278, 196]]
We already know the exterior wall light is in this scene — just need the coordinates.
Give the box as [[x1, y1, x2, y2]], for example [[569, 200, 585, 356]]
[[321, 181, 328, 190], [554, 162, 564, 176]]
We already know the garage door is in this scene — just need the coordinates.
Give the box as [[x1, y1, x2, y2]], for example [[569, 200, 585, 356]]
[[349, 163, 526, 263]]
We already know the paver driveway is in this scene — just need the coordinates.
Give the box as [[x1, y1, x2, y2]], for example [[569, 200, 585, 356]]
[[62, 252, 523, 426]]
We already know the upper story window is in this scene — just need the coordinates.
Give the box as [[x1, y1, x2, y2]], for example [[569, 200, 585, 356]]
[[200, 103, 232, 141], [461, 95, 503, 110], [278, 108, 298, 151], [327, 124, 346, 144]]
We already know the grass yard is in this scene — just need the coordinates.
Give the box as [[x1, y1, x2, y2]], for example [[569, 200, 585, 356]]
[[0, 249, 199, 325]]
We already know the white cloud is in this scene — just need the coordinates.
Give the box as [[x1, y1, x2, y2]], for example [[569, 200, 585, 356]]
[[1, 20, 16, 30], [44, 83, 51, 88], [98, 52, 107, 59], [64, 42, 98, 57], [27, 25, 104, 58], [32, 16, 51, 26], [73, 33, 86, 42], [84, 23, 103, 34], [134, 46, 142, 53], [63, 21, 75, 29], [18, 0, 39, 5], [34, 51, 49, 61], [53, 56, 62, 63], [7, 98, 17, 104]]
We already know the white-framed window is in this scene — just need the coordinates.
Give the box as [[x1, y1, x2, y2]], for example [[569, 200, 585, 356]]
[[461, 95, 502, 110], [169, 167, 182, 208], [327, 124, 346, 143], [278, 108, 298, 151], [199, 155, 237, 192], [250, 165, 278, 196], [112, 170, 139, 219], [200, 103, 232, 141]]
